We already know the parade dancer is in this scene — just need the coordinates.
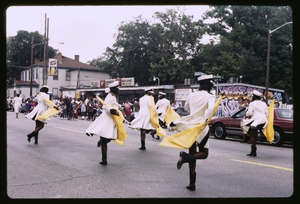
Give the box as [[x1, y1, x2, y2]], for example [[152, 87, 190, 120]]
[[26, 85, 59, 144], [167, 75, 216, 191], [241, 90, 268, 157], [12, 94, 23, 119], [150, 92, 170, 140], [129, 88, 156, 150], [85, 81, 121, 165]]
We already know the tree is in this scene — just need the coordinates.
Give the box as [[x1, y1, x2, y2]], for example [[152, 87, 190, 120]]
[[202, 6, 293, 95], [6, 30, 57, 80]]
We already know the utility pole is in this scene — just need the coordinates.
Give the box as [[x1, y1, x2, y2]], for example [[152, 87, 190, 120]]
[[43, 13, 47, 85], [30, 37, 33, 96]]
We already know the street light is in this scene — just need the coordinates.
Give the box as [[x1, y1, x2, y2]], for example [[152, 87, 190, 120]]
[[153, 76, 160, 86], [265, 21, 292, 104]]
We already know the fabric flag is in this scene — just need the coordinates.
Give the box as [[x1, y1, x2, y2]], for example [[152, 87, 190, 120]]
[[263, 99, 275, 144], [96, 95, 128, 146], [159, 96, 222, 149], [36, 94, 60, 122], [149, 96, 167, 136], [164, 105, 180, 125]]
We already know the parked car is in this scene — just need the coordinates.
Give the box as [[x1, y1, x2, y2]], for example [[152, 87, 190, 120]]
[[176, 107, 190, 117], [209, 108, 293, 146]]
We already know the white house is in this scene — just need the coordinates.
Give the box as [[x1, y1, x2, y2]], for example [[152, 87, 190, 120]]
[[7, 52, 110, 99]]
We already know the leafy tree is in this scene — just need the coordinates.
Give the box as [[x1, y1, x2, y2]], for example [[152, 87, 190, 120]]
[[6, 30, 57, 80], [202, 5, 293, 95]]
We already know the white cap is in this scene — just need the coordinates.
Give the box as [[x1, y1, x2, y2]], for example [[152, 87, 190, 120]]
[[197, 74, 213, 81], [159, 91, 166, 95], [253, 90, 263, 97], [145, 88, 154, 93], [108, 81, 119, 88], [41, 85, 49, 89], [197, 74, 215, 85]]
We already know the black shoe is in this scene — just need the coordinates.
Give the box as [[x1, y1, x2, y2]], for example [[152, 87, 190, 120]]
[[186, 172, 196, 191], [247, 146, 257, 157], [139, 146, 146, 150], [177, 152, 196, 170], [99, 161, 107, 165], [156, 136, 160, 140], [27, 131, 37, 143], [34, 134, 38, 144]]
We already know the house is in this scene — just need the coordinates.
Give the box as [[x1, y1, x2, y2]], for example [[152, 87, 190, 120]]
[[7, 52, 110, 99]]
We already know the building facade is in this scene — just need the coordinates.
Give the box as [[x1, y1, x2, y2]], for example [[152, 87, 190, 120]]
[[7, 52, 110, 99]]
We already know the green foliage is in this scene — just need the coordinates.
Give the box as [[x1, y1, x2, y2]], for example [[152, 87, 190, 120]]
[[6, 30, 57, 80], [89, 6, 292, 96]]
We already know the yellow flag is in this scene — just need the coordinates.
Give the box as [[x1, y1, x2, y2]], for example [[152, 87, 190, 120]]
[[96, 95, 128, 146], [164, 105, 180, 125], [150, 96, 167, 136], [264, 99, 275, 144], [37, 94, 60, 122], [159, 96, 222, 149]]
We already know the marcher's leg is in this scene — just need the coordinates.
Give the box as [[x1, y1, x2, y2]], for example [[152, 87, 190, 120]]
[[34, 132, 39, 144], [139, 129, 146, 150], [100, 143, 108, 165], [27, 120, 44, 143], [247, 128, 257, 157], [177, 143, 196, 170]]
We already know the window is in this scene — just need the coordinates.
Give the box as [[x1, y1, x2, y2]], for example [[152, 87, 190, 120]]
[[53, 70, 58, 80], [28, 70, 31, 80], [36, 68, 38, 79], [25, 71, 27, 81], [66, 70, 70, 81]]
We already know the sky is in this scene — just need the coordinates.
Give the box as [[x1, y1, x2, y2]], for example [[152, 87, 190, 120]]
[[6, 5, 216, 63]]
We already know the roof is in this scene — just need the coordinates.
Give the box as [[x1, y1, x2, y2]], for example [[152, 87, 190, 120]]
[[29, 53, 101, 71], [14, 80, 39, 86]]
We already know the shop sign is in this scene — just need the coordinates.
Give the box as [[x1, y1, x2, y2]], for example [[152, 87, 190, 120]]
[[175, 89, 192, 101], [121, 77, 135, 86]]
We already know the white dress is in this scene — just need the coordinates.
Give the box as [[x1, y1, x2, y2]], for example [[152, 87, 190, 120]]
[[12, 96, 22, 113], [241, 100, 268, 133], [85, 93, 118, 139], [156, 98, 170, 122], [169, 90, 215, 147], [129, 94, 156, 130], [26, 92, 54, 123]]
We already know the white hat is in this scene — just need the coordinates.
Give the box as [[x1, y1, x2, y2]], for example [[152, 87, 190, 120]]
[[145, 88, 154, 93], [158, 91, 166, 95], [253, 90, 263, 97], [197, 74, 215, 85], [108, 81, 119, 88], [41, 85, 49, 89]]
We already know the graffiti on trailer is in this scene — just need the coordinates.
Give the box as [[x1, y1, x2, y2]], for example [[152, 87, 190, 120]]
[[214, 85, 282, 117], [218, 86, 264, 98], [215, 97, 240, 117]]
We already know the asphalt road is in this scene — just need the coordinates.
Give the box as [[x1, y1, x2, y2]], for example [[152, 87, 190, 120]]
[[6, 111, 293, 199]]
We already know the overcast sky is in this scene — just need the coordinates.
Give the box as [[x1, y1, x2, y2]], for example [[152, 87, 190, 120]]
[[6, 5, 215, 63]]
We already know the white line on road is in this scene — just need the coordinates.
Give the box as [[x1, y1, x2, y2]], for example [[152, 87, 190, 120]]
[[231, 159, 293, 172]]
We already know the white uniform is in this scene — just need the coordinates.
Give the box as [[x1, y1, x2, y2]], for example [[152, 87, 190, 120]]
[[129, 95, 155, 130], [12, 96, 22, 113], [243, 100, 268, 130], [26, 92, 54, 123], [156, 98, 170, 122], [170, 90, 215, 147], [85, 93, 118, 139]]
